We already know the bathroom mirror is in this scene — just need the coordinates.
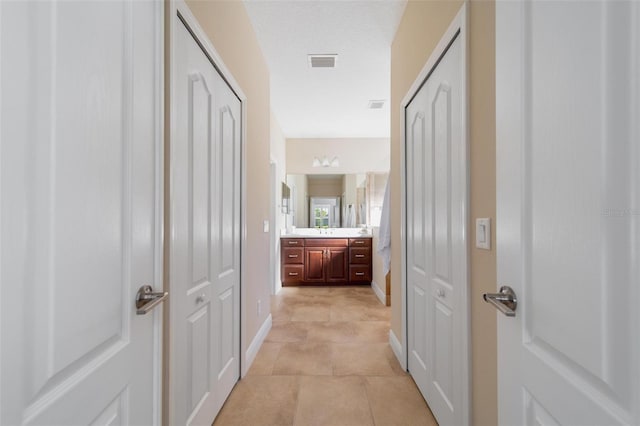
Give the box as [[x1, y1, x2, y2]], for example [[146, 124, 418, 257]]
[[286, 173, 387, 228]]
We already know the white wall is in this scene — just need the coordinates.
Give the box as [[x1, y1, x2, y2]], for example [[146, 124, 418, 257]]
[[287, 138, 390, 174]]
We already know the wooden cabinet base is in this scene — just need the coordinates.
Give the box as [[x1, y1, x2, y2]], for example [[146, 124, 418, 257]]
[[282, 281, 369, 287], [281, 237, 372, 286]]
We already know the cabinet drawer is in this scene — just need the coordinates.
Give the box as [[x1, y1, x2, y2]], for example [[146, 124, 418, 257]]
[[349, 247, 371, 264], [282, 247, 304, 264], [305, 238, 348, 247], [349, 265, 371, 282], [349, 238, 372, 248], [282, 265, 305, 284], [282, 238, 304, 247]]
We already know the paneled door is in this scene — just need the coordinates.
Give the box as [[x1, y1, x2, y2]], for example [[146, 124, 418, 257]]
[[496, 2, 640, 424], [170, 12, 241, 425], [0, 1, 164, 424], [304, 248, 326, 282], [405, 7, 468, 425], [325, 247, 348, 283]]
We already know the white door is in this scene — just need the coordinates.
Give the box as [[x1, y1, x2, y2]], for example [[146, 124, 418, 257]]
[[170, 14, 241, 425], [496, 1, 640, 424], [0, 1, 163, 424], [405, 18, 468, 426]]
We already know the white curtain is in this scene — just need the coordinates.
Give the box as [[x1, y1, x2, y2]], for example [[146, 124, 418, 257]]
[[345, 204, 356, 227], [377, 180, 391, 275]]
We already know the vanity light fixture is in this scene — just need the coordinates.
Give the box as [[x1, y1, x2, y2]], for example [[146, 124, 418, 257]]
[[312, 156, 339, 168]]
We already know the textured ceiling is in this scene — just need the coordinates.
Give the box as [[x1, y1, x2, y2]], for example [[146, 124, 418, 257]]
[[244, 0, 407, 138]]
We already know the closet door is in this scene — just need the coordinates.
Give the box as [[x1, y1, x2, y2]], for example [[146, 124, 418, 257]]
[[170, 15, 241, 425], [405, 29, 467, 426]]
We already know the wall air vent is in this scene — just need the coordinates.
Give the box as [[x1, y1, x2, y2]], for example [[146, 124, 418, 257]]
[[308, 54, 337, 68], [368, 100, 385, 109]]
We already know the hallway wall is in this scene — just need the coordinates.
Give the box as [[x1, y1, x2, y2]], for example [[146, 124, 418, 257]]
[[185, 0, 273, 366], [390, 1, 497, 424]]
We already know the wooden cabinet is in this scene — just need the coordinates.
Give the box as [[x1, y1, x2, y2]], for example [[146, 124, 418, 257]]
[[281, 237, 371, 286], [281, 242, 305, 284], [282, 247, 304, 284], [304, 239, 348, 283], [349, 238, 372, 283]]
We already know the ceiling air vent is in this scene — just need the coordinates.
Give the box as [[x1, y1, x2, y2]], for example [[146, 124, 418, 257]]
[[308, 54, 337, 68], [368, 100, 385, 109]]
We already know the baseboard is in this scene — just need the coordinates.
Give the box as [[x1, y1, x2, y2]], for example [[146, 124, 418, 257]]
[[244, 313, 272, 376], [371, 280, 386, 305], [389, 329, 405, 369]]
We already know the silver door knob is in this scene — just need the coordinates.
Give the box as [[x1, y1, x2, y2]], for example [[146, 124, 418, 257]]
[[136, 285, 169, 315], [483, 286, 517, 317]]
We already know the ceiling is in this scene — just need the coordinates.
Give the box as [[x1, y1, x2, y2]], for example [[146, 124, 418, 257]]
[[243, 0, 407, 139]]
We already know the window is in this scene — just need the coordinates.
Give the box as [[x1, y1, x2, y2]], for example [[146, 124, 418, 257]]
[[313, 206, 330, 227]]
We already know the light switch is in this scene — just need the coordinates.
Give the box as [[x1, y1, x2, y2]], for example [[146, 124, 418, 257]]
[[475, 218, 491, 250], [263, 220, 269, 233], [478, 225, 486, 243]]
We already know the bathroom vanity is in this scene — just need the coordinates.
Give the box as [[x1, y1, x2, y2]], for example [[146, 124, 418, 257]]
[[281, 232, 372, 286]]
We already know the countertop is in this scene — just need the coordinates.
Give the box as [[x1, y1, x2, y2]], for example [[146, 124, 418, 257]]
[[281, 232, 372, 239]]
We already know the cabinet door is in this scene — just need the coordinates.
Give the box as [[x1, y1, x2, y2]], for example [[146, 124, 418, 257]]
[[326, 247, 348, 283], [304, 248, 326, 282]]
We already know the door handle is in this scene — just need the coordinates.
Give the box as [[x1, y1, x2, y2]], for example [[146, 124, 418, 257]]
[[136, 285, 169, 315], [483, 286, 517, 317]]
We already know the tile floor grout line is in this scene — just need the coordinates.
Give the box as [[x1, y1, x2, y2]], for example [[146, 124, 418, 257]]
[[290, 375, 301, 426], [361, 375, 378, 426]]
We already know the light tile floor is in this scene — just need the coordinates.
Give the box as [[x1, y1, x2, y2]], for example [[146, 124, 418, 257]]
[[213, 286, 438, 426]]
